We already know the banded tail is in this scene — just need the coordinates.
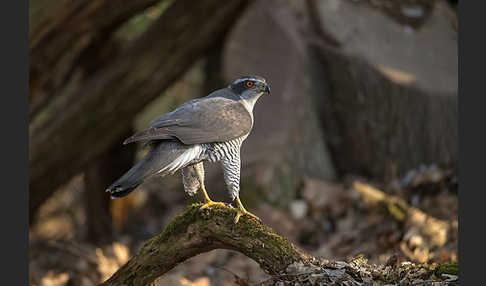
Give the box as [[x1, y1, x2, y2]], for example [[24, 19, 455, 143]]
[[106, 140, 203, 199]]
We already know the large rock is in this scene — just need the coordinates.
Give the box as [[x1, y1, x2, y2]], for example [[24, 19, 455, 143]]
[[310, 0, 457, 179], [218, 0, 336, 206]]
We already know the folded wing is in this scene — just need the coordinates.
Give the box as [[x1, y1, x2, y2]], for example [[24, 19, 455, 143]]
[[124, 93, 253, 145]]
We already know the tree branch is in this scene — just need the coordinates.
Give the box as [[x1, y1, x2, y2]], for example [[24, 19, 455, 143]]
[[28, 0, 249, 223], [101, 204, 458, 286], [101, 204, 311, 286], [353, 181, 449, 248], [30, 0, 163, 116]]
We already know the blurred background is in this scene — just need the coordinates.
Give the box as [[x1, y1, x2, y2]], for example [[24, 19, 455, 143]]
[[29, 0, 458, 285]]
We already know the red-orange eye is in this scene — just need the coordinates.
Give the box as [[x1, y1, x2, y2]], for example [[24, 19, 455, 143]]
[[245, 81, 254, 88]]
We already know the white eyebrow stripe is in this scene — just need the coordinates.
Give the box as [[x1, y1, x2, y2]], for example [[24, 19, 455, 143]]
[[233, 77, 265, 84]]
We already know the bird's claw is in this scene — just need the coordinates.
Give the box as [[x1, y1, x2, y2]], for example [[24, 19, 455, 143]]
[[199, 200, 226, 211], [234, 209, 261, 224]]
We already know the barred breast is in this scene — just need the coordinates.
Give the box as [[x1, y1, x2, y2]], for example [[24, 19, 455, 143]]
[[203, 135, 247, 163]]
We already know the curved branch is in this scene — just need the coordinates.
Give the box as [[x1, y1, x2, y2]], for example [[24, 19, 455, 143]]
[[101, 204, 458, 286], [101, 204, 311, 285]]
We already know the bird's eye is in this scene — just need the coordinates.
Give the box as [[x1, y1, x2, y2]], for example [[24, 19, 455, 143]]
[[245, 81, 254, 88]]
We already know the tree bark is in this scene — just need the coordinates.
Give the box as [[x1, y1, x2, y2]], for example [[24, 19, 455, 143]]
[[29, 0, 163, 117], [100, 204, 457, 286], [305, 0, 457, 180], [29, 0, 249, 223], [203, 41, 226, 96]]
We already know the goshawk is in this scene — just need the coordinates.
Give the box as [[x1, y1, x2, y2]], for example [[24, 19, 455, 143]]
[[106, 76, 270, 223]]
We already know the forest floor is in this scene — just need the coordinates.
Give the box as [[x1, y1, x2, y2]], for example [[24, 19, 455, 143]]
[[29, 164, 457, 286]]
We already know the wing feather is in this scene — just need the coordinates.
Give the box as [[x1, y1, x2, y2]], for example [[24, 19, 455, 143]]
[[124, 90, 253, 145]]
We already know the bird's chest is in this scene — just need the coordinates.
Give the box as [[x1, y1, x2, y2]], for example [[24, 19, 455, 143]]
[[203, 136, 247, 163]]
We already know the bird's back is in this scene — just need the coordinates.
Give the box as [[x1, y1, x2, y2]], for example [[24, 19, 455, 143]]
[[124, 88, 253, 146]]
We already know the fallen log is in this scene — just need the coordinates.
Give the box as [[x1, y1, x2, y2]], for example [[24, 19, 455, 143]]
[[101, 204, 458, 286], [352, 181, 449, 248]]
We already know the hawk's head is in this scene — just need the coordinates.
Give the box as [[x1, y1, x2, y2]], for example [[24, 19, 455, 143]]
[[229, 76, 270, 100]]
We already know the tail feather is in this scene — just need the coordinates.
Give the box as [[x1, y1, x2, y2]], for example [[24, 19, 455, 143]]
[[106, 140, 200, 199], [105, 153, 151, 199], [107, 185, 138, 199]]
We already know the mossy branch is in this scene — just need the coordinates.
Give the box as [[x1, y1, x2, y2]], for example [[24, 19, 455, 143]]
[[100, 204, 458, 286], [100, 203, 311, 286]]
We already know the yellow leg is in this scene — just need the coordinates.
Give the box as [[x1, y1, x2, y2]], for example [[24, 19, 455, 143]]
[[199, 181, 226, 210], [193, 162, 225, 209], [234, 195, 261, 224]]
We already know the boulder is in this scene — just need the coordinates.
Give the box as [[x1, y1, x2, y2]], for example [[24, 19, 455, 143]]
[[219, 0, 337, 206], [310, 0, 457, 179]]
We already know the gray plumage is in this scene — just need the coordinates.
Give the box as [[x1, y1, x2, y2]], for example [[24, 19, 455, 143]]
[[106, 75, 269, 222], [108, 140, 200, 198], [123, 90, 252, 145]]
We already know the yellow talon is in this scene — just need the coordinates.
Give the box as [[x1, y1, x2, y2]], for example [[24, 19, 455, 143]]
[[234, 209, 260, 224], [199, 200, 226, 210], [198, 183, 225, 210], [233, 195, 261, 224], [199, 187, 226, 210]]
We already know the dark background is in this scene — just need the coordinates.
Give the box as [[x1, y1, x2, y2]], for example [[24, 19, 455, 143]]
[[27, 0, 459, 285]]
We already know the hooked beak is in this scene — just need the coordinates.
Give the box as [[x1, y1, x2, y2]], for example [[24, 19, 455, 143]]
[[263, 84, 270, 94]]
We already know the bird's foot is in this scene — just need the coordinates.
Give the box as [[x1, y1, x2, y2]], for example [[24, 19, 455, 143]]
[[234, 209, 261, 224], [199, 200, 227, 211]]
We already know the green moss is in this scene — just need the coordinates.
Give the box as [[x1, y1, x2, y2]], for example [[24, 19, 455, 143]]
[[239, 220, 296, 257], [435, 262, 458, 276], [139, 202, 301, 265], [201, 203, 237, 221], [200, 204, 297, 256], [151, 203, 202, 244]]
